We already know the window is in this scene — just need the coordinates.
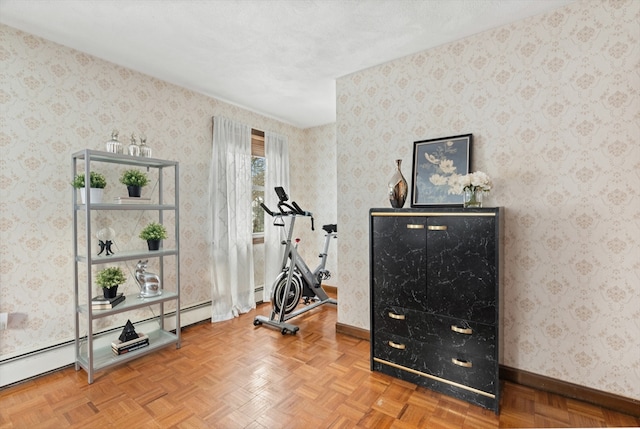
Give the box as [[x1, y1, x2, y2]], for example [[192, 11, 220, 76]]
[[251, 130, 265, 243]]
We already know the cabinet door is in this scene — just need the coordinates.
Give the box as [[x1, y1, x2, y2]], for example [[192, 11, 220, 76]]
[[426, 215, 497, 325], [371, 216, 427, 311]]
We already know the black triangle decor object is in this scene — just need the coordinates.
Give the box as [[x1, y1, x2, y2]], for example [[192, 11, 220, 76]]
[[119, 319, 139, 342]]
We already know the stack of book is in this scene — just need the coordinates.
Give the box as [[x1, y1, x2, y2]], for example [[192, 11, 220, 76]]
[[114, 196, 151, 204], [92, 293, 125, 310], [111, 333, 149, 355]]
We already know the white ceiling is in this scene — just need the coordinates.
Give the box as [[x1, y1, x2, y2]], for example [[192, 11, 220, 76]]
[[0, 0, 573, 129]]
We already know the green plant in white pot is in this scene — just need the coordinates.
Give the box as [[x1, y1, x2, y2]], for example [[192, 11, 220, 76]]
[[139, 222, 168, 251], [96, 266, 126, 298], [71, 171, 107, 204], [119, 169, 149, 197]]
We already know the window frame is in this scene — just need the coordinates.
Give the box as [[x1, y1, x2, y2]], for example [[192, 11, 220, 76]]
[[251, 129, 265, 244]]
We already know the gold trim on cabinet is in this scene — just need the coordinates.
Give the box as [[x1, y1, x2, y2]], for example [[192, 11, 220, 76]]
[[451, 325, 473, 335], [388, 341, 406, 350], [406, 224, 425, 229], [427, 225, 447, 231], [388, 312, 406, 320], [373, 357, 495, 399], [451, 358, 473, 368], [371, 212, 496, 217]]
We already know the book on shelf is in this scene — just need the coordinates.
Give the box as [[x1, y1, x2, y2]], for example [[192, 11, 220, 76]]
[[111, 332, 149, 350], [114, 196, 152, 204], [112, 339, 149, 355], [91, 293, 125, 309]]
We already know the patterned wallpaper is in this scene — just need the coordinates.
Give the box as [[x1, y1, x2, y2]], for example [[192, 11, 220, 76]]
[[336, 0, 639, 400], [0, 24, 324, 357], [1, 0, 638, 402], [289, 123, 339, 283]]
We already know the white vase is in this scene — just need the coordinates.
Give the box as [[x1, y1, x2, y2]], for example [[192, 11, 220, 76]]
[[80, 188, 104, 204]]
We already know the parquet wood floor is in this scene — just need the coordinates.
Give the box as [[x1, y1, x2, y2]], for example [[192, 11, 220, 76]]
[[1, 300, 638, 428]]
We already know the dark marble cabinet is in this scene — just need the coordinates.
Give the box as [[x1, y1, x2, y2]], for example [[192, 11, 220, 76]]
[[369, 208, 502, 413]]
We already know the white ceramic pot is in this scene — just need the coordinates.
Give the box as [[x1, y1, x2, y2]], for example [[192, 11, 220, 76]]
[[80, 187, 104, 204]]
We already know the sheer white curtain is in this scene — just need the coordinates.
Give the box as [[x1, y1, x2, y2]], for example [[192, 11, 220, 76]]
[[263, 131, 289, 302], [208, 116, 255, 321]]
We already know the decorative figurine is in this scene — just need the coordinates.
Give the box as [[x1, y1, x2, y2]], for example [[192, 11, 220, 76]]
[[135, 260, 162, 297], [139, 134, 152, 157], [105, 129, 122, 154], [96, 228, 116, 256], [128, 133, 140, 156], [119, 320, 139, 343], [97, 240, 114, 256]]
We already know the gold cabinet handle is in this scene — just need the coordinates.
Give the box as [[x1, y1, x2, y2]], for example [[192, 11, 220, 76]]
[[428, 225, 447, 231], [388, 312, 406, 320], [451, 358, 472, 368], [451, 325, 473, 335], [388, 341, 406, 350], [407, 224, 424, 229]]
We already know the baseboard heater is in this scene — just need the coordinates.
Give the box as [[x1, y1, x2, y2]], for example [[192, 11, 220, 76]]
[[0, 301, 213, 388]]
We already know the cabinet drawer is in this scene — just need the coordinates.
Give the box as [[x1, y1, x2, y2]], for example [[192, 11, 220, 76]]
[[373, 305, 496, 360], [374, 333, 497, 395]]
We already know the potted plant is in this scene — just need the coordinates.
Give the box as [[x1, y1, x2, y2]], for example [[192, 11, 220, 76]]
[[96, 266, 126, 298], [119, 169, 149, 197], [71, 171, 107, 204], [139, 222, 168, 251]]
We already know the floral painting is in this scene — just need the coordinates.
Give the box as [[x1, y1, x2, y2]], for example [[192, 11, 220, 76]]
[[411, 134, 471, 206]]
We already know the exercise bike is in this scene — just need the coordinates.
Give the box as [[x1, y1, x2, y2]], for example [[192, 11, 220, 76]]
[[253, 187, 337, 335]]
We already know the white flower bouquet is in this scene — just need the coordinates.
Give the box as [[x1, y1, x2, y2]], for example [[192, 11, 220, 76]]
[[448, 171, 492, 195]]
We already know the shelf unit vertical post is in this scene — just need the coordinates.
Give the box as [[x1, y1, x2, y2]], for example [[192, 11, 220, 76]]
[[174, 162, 180, 345]]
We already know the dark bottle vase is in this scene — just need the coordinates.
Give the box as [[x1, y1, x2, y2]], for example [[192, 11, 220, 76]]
[[147, 239, 161, 251], [388, 159, 408, 208], [103, 285, 119, 299], [127, 185, 142, 197]]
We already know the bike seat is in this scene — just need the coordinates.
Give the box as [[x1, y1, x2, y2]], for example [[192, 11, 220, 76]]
[[322, 224, 337, 233]]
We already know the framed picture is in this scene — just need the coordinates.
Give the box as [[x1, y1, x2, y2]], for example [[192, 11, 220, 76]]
[[411, 134, 472, 207]]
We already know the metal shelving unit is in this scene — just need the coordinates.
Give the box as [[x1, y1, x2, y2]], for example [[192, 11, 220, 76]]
[[72, 149, 180, 383]]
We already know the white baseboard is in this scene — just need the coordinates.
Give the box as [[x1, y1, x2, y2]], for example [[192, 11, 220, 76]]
[[0, 303, 212, 388]]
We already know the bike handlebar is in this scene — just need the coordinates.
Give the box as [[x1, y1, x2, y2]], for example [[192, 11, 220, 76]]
[[260, 188, 315, 230], [291, 201, 313, 217], [260, 202, 275, 217]]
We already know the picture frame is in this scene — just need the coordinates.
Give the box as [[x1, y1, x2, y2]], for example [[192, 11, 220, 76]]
[[411, 134, 472, 207]]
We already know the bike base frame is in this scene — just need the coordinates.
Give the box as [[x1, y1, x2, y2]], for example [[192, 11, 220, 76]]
[[253, 296, 337, 335]]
